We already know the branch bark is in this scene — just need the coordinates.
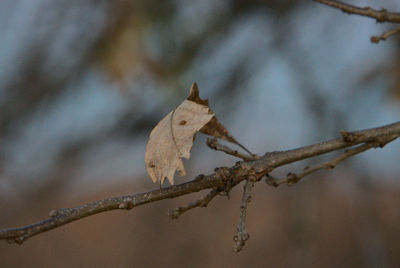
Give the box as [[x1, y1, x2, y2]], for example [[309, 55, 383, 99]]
[[371, 27, 400, 43], [233, 178, 255, 252], [1, 121, 399, 244], [315, 0, 400, 42], [314, 0, 400, 23], [168, 189, 219, 219], [265, 134, 398, 187]]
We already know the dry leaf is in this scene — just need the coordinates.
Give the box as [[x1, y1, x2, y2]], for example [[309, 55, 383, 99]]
[[145, 93, 213, 184], [190, 83, 253, 155], [145, 83, 249, 185]]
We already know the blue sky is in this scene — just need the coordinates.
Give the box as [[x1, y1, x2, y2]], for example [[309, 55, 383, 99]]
[[0, 0, 399, 195]]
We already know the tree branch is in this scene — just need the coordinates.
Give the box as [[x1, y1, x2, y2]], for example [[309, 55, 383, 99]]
[[206, 138, 260, 161], [314, 0, 400, 23], [233, 178, 256, 252], [265, 133, 398, 187], [371, 27, 400, 43], [1, 121, 399, 245], [168, 188, 219, 219]]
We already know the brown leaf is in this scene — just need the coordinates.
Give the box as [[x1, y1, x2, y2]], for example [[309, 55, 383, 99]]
[[145, 83, 251, 185], [188, 83, 252, 155], [187, 83, 236, 143]]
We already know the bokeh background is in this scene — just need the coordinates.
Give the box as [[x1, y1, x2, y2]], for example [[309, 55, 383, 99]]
[[1, 0, 400, 267]]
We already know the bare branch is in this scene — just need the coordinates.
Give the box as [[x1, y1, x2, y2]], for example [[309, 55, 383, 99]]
[[168, 189, 219, 219], [1, 121, 399, 244], [371, 27, 400, 43], [206, 138, 260, 161], [314, 0, 400, 23], [266, 133, 398, 187], [1, 174, 229, 245], [233, 177, 256, 252]]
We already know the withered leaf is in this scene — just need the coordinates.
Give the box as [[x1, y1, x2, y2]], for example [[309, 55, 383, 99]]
[[145, 83, 250, 185], [145, 95, 213, 184], [189, 83, 252, 155]]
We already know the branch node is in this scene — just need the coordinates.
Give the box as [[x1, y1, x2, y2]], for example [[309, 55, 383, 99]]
[[340, 130, 365, 143], [48, 208, 72, 218], [168, 208, 182, 219], [49, 209, 59, 218], [214, 167, 234, 197], [119, 202, 134, 210], [287, 172, 299, 185], [326, 163, 335, 169], [265, 174, 279, 187]]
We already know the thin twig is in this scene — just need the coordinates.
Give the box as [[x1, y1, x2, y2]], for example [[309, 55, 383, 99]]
[[235, 140, 254, 157], [314, 0, 400, 23], [233, 177, 256, 252], [0, 121, 399, 244], [266, 134, 399, 187], [168, 189, 219, 219], [371, 27, 400, 43], [206, 138, 260, 161]]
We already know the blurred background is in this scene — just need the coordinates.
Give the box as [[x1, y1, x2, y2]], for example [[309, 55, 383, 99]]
[[1, 0, 400, 266]]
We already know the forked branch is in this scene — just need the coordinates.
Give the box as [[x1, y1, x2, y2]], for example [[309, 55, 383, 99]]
[[168, 189, 219, 219], [1, 121, 399, 245], [314, 0, 400, 23], [266, 133, 398, 187], [315, 0, 400, 42]]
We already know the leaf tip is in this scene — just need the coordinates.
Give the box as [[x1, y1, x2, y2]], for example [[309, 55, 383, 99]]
[[187, 82, 208, 106]]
